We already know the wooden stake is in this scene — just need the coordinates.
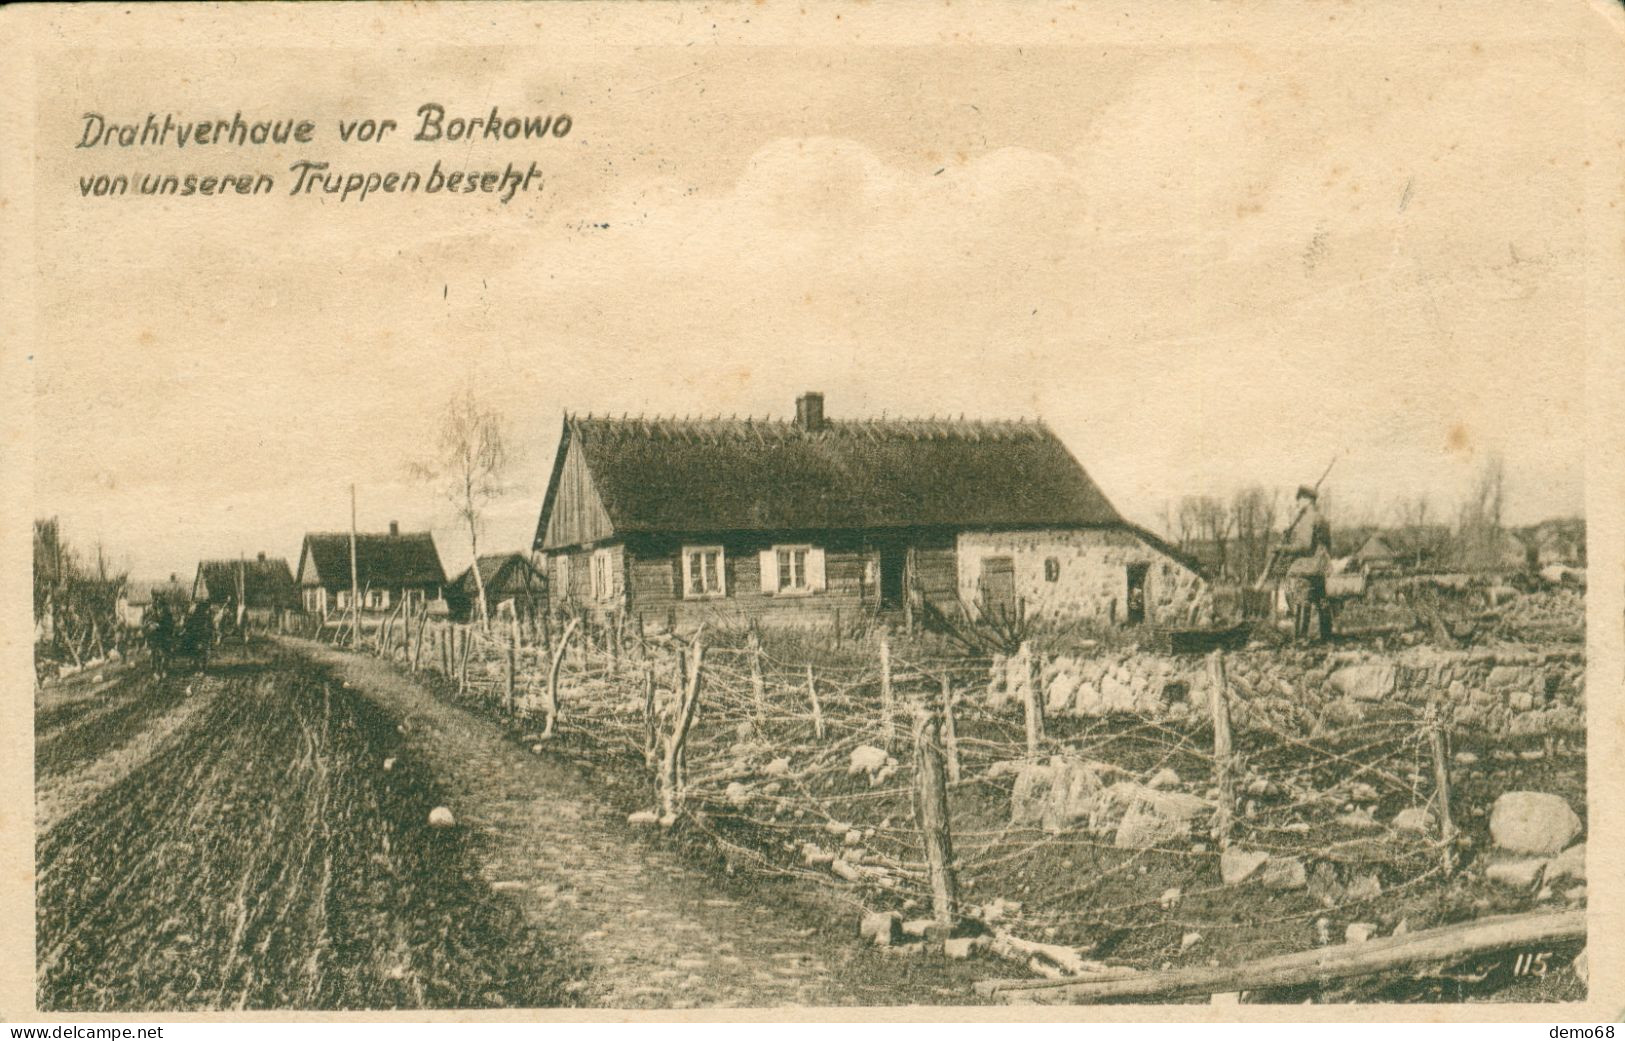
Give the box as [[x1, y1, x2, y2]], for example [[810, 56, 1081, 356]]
[[1206, 650, 1235, 850], [1428, 701, 1457, 877], [642, 665, 659, 768], [507, 613, 519, 712], [348, 484, 361, 650], [940, 672, 961, 784], [880, 628, 895, 748], [806, 664, 825, 741], [543, 618, 580, 738], [749, 632, 766, 723], [1021, 641, 1045, 754], [659, 630, 706, 820], [410, 613, 428, 672], [912, 707, 960, 930]]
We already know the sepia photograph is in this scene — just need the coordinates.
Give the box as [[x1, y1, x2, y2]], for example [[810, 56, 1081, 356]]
[[6, 0, 1622, 1022]]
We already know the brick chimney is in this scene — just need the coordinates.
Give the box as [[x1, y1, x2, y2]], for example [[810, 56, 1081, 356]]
[[795, 392, 826, 431], [388, 520, 399, 536], [257, 551, 266, 562]]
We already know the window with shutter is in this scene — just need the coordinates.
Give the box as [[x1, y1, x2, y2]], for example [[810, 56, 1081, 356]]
[[681, 546, 726, 598], [768, 545, 822, 595]]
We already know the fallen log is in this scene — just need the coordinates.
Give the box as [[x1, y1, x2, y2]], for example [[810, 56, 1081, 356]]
[[981, 909, 1584, 1004]]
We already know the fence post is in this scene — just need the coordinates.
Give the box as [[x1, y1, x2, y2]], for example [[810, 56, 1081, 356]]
[[659, 631, 705, 823], [541, 617, 580, 738], [1427, 700, 1457, 877], [643, 665, 659, 767], [458, 626, 470, 696], [410, 613, 428, 673], [940, 672, 961, 784], [749, 632, 767, 724], [1020, 641, 1045, 754], [1206, 650, 1235, 851], [507, 614, 519, 713], [912, 707, 960, 932], [880, 627, 895, 748], [805, 664, 825, 741]]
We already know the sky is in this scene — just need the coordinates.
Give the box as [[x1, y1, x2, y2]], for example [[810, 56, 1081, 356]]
[[29, 24, 1591, 581]]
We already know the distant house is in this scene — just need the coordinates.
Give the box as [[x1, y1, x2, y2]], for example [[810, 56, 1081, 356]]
[[451, 553, 547, 622], [117, 574, 191, 627], [532, 393, 1210, 631], [192, 553, 300, 622], [296, 522, 447, 617]]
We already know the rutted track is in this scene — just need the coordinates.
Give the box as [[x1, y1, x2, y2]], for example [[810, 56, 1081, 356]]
[[36, 647, 582, 1011]]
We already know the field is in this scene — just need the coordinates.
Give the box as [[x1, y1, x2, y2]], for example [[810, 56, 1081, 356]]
[[35, 646, 582, 1012]]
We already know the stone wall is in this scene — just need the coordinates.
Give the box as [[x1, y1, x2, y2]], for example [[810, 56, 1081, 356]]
[[985, 643, 1585, 739], [956, 528, 1209, 627]]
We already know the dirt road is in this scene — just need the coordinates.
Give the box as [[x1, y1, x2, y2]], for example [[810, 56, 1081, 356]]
[[288, 638, 980, 1008]]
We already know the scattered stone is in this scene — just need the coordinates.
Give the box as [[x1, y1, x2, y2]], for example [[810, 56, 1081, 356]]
[[801, 843, 835, 867], [1547, 842, 1586, 883], [1260, 856, 1307, 891], [1490, 791, 1582, 855], [1391, 807, 1434, 834], [844, 829, 863, 846], [849, 745, 889, 776], [764, 757, 791, 777], [1147, 767, 1181, 790], [824, 820, 853, 836], [382, 757, 396, 771], [658, 813, 678, 829], [1335, 808, 1379, 832], [1518, 748, 1544, 761], [725, 782, 751, 807], [1345, 922, 1378, 944], [1573, 947, 1588, 986], [1343, 872, 1383, 901], [1111, 784, 1211, 850], [1348, 782, 1379, 803], [1011, 757, 1106, 833], [1180, 931, 1201, 952], [1159, 887, 1182, 910], [1314, 918, 1332, 946], [944, 936, 991, 960], [1485, 857, 1548, 889], [428, 806, 456, 828], [1220, 848, 1269, 886], [831, 859, 863, 883], [859, 910, 901, 946], [1327, 662, 1396, 702], [627, 810, 659, 826], [1393, 919, 1410, 936]]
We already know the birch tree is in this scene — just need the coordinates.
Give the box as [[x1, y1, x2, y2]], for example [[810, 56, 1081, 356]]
[[410, 388, 512, 628]]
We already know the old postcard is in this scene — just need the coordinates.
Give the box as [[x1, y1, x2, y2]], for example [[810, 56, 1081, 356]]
[[3, 0, 1623, 1024]]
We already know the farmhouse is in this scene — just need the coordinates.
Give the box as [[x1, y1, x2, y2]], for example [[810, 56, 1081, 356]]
[[533, 393, 1208, 631], [450, 552, 547, 622], [192, 553, 300, 623], [296, 522, 448, 617]]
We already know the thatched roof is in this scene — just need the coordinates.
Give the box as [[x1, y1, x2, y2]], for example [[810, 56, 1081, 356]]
[[456, 553, 544, 597], [194, 557, 299, 608], [298, 531, 446, 590], [536, 411, 1123, 548]]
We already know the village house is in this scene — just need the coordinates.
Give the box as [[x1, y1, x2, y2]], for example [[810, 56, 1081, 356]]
[[295, 522, 448, 618], [192, 553, 300, 624], [532, 393, 1209, 632], [450, 552, 547, 622]]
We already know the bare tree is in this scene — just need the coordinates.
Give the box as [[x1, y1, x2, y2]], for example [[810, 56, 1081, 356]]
[[1229, 485, 1278, 584], [410, 388, 512, 627], [1456, 452, 1508, 570]]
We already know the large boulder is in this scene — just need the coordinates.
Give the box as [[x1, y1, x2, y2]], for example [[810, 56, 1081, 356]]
[[1220, 847, 1268, 886], [1490, 791, 1582, 855], [1110, 783, 1211, 849], [1011, 757, 1106, 833], [1326, 663, 1396, 702]]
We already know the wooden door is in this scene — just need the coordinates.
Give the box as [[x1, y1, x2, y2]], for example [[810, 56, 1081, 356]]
[[978, 556, 1017, 621]]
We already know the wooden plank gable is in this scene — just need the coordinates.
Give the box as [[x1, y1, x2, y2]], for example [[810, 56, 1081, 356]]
[[537, 424, 616, 551]]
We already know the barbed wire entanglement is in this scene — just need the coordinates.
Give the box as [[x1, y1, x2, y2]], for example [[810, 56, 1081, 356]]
[[303, 601, 1583, 980]]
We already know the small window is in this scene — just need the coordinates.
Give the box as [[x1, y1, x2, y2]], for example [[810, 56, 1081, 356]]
[[366, 589, 390, 610], [778, 546, 809, 591], [591, 549, 615, 601], [404, 588, 425, 609], [1044, 557, 1061, 583], [682, 546, 726, 598]]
